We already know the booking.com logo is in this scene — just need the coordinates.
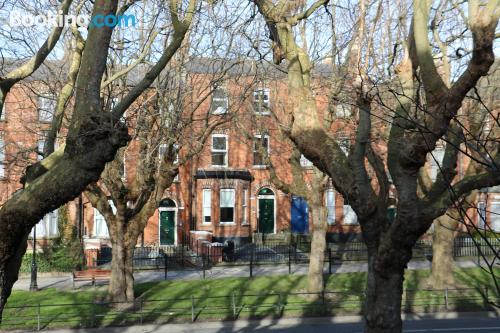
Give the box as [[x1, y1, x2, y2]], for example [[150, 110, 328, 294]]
[[9, 11, 137, 28]]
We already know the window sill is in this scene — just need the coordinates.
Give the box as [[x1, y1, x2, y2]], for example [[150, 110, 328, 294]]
[[211, 165, 229, 168], [252, 165, 268, 170], [219, 222, 236, 226]]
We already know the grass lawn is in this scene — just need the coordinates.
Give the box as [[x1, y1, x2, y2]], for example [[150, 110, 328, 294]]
[[2, 267, 498, 330]]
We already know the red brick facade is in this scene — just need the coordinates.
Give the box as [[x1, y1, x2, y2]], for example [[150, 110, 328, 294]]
[[1, 71, 499, 250]]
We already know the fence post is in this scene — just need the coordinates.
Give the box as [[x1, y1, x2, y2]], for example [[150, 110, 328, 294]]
[[288, 247, 292, 274], [484, 286, 489, 308], [37, 303, 41, 331], [164, 254, 168, 280], [322, 291, 326, 315], [232, 291, 237, 320], [444, 288, 448, 310], [90, 303, 95, 327], [328, 248, 332, 274], [277, 293, 282, 315], [250, 248, 253, 278], [181, 240, 185, 268], [191, 295, 195, 322], [203, 254, 206, 279], [139, 298, 143, 324]]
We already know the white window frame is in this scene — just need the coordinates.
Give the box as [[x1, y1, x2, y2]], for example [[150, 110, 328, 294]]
[[343, 203, 358, 225], [219, 188, 235, 224], [478, 201, 486, 229], [335, 104, 352, 118], [337, 136, 350, 156], [211, 134, 228, 167], [202, 189, 212, 224], [0, 138, 5, 177], [242, 189, 248, 225], [253, 88, 270, 115], [159, 143, 179, 181], [38, 95, 55, 123], [253, 134, 270, 167], [429, 146, 445, 182], [490, 200, 500, 232], [1, 102, 6, 121], [37, 139, 45, 161], [31, 210, 59, 239], [93, 200, 115, 238], [325, 189, 336, 225], [300, 154, 313, 168], [211, 87, 229, 115]]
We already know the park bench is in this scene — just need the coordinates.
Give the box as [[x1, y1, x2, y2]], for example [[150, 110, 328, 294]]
[[72, 269, 111, 288]]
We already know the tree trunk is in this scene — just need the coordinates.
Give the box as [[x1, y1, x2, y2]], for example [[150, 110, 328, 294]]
[[427, 215, 458, 289], [307, 197, 327, 294], [108, 233, 135, 304], [0, 232, 29, 320], [364, 253, 405, 333]]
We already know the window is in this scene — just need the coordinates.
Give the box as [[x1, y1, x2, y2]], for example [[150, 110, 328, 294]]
[[220, 189, 235, 224], [1, 102, 6, 121], [336, 104, 351, 118], [30, 210, 59, 238], [490, 200, 500, 232], [478, 201, 486, 229], [429, 146, 445, 182], [0, 138, 5, 177], [37, 139, 45, 161], [337, 137, 350, 156], [202, 189, 211, 223], [159, 143, 179, 181], [242, 189, 248, 224], [300, 154, 313, 168], [211, 135, 228, 167], [38, 95, 55, 122], [253, 88, 270, 115], [326, 190, 335, 225], [211, 87, 229, 115], [119, 151, 126, 179], [159, 103, 175, 128], [253, 135, 269, 166], [93, 200, 115, 238], [343, 204, 358, 225]]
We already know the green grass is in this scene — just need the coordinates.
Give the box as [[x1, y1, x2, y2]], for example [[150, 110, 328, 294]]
[[2, 267, 498, 330]]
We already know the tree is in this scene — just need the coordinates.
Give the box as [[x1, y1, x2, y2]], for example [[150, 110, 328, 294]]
[[426, 60, 500, 289], [268, 146, 329, 294], [253, 0, 499, 331], [0, 0, 196, 320], [84, 54, 239, 303]]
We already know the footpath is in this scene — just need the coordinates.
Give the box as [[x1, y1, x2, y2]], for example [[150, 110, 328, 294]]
[[13, 259, 479, 291]]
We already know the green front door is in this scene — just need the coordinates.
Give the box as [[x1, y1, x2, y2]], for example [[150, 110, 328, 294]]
[[160, 211, 175, 245], [259, 198, 274, 234]]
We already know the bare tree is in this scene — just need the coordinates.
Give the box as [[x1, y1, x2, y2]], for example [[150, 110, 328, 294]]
[[253, 0, 499, 332], [0, 0, 197, 319]]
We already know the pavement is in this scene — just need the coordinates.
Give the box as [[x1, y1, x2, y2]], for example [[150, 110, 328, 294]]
[[34, 312, 500, 333], [13, 259, 480, 291]]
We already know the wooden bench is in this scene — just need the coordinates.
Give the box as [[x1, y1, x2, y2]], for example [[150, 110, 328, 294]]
[[72, 269, 111, 288]]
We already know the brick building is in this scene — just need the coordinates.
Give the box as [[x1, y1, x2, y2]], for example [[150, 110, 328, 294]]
[[0, 59, 498, 252]]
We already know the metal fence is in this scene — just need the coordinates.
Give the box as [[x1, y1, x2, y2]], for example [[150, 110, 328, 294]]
[[453, 237, 500, 257], [87, 236, 498, 280], [2, 287, 495, 331]]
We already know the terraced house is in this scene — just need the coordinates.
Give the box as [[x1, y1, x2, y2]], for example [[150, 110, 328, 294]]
[[0, 59, 498, 254]]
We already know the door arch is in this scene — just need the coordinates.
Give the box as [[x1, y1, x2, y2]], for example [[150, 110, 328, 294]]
[[159, 198, 177, 245], [258, 187, 275, 234]]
